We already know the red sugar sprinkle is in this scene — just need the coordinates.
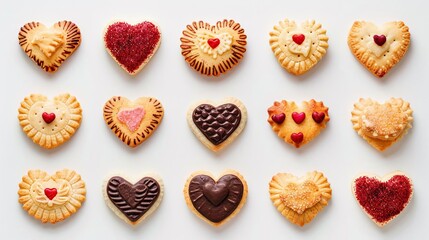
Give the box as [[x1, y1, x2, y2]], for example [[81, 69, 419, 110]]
[[354, 175, 412, 223], [105, 21, 161, 73]]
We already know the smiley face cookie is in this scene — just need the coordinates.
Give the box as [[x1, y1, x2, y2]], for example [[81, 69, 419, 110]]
[[18, 169, 86, 224], [269, 19, 329, 75], [18, 93, 82, 149], [348, 21, 410, 78], [180, 19, 247, 76], [351, 98, 413, 151], [267, 99, 329, 148], [18, 21, 81, 72]]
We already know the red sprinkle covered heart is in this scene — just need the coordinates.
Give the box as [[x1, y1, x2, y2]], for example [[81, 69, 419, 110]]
[[42, 112, 56, 124], [44, 188, 58, 200], [292, 112, 306, 124], [104, 21, 161, 74], [312, 112, 325, 123], [271, 113, 286, 124], [291, 132, 304, 143], [292, 34, 305, 45], [207, 38, 220, 49], [373, 35, 386, 46]]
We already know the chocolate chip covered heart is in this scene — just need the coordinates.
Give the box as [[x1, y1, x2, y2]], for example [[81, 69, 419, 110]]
[[104, 21, 161, 75], [187, 98, 247, 152]]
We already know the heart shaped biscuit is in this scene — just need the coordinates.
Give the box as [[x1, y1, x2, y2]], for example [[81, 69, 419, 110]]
[[103, 96, 164, 148], [352, 171, 413, 227], [269, 171, 332, 226], [18, 169, 86, 224], [18, 21, 81, 72], [269, 19, 329, 75], [351, 98, 413, 151], [187, 98, 247, 152], [18, 93, 82, 149], [348, 21, 410, 78], [180, 19, 247, 76], [104, 21, 161, 75], [103, 174, 163, 226], [183, 170, 248, 227], [267, 99, 329, 148]]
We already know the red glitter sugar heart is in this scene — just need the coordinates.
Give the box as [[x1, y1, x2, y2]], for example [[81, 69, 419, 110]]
[[271, 113, 286, 124], [292, 112, 306, 124], [292, 34, 305, 45], [207, 38, 220, 49], [291, 132, 304, 143], [353, 173, 413, 226], [312, 112, 325, 123], [104, 21, 161, 75], [373, 34, 386, 46], [44, 188, 58, 200], [42, 112, 56, 124]]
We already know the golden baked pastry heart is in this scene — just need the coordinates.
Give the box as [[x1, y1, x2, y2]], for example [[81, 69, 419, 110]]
[[18, 21, 81, 72], [348, 21, 410, 78], [18, 169, 86, 224], [180, 19, 247, 76], [18, 93, 82, 149], [351, 98, 413, 151], [269, 171, 332, 227], [269, 19, 329, 75], [267, 99, 329, 148], [103, 96, 164, 148]]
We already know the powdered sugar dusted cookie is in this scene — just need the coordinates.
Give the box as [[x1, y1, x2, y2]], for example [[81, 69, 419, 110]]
[[103, 173, 163, 226], [18, 169, 86, 224], [269, 19, 328, 75], [104, 21, 161, 75], [103, 96, 164, 148], [18, 21, 81, 72], [180, 19, 247, 76], [18, 93, 82, 149], [351, 98, 413, 151], [348, 21, 410, 78], [187, 98, 247, 152]]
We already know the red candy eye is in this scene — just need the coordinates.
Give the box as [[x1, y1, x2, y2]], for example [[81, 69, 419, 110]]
[[207, 38, 220, 49], [292, 112, 305, 124], [373, 35, 386, 46], [312, 112, 325, 123], [271, 113, 286, 124], [292, 34, 305, 45]]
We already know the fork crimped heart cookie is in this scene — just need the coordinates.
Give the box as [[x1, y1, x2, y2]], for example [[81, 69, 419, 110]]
[[18, 169, 86, 224], [351, 98, 413, 151], [103, 174, 163, 226], [348, 21, 410, 78], [269, 19, 328, 75], [269, 171, 332, 227], [267, 99, 329, 148], [104, 21, 161, 75], [187, 98, 247, 152], [180, 19, 247, 76], [18, 93, 82, 149], [183, 170, 248, 227], [18, 21, 81, 72], [352, 171, 413, 227], [103, 96, 164, 148]]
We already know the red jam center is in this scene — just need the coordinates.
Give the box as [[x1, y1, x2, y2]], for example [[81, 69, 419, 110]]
[[291, 132, 304, 143], [42, 112, 56, 124], [104, 21, 161, 73], [271, 113, 286, 124], [292, 112, 306, 124], [354, 175, 412, 223], [292, 34, 305, 45], [312, 112, 325, 123], [207, 38, 220, 49], [44, 188, 58, 200], [373, 35, 386, 46]]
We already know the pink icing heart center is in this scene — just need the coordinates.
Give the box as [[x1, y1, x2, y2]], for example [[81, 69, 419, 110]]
[[117, 107, 145, 132], [207, 38, 220, 49], [373, 35, 386, 46], [292, 34, 305, 45]]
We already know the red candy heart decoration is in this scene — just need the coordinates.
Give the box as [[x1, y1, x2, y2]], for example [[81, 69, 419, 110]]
[[42, 112, 56, 124], [312, 112, 325, 123], [271, 113, 286, 124], [291, 132, 304, 144], [207, 38, 220, 49], [373, 34, 386, 46], [292, 34, 305, 45], [44, 188, 58, 200], [292, 112, 306, 124]]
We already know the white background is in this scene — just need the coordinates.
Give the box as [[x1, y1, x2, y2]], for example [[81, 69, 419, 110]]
[[1, 0, 427, 239]]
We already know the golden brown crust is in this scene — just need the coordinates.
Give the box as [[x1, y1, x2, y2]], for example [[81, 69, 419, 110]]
[[348, 21, 410, 78], [180, 19, 247, 76], [18, 21, 81, 72]]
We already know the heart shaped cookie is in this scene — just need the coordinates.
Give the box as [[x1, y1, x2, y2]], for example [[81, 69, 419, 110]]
[[104, 21, 161, 75], [18, 93, 82, 149], [18, 169, 86, 224], [269, 19, 329, 75], [103, 96, 164, 148], [348, 21, 410, 78], [180, 19, 247, 76], [103, 174, 163, 226], [267, 99, 329, 148], [183, 170, 248, 227], [18, 21, 81, 72], [351, 98, 413, 151], [352, 171, 413, 227], [187, 98, 247, 152], [269, 171, 332, 227]]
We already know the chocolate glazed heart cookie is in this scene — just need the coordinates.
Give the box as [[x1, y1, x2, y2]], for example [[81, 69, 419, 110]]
[[184, 170, 248, 227], [104, 175, 163, 226]]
